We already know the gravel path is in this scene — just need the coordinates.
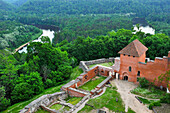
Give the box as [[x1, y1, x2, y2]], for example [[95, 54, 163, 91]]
[[112, 79, 153, 113]]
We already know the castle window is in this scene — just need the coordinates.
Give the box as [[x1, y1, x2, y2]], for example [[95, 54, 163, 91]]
[[123, 54, 125, 56], [85, 75, 88, 79], [137, 71, 140, 76], [94, 70, 97, 73], [101, 70, 104, 73], [129, 66, 131, 72], [133, 56, 135, 58], [128, 55, 130, 57]]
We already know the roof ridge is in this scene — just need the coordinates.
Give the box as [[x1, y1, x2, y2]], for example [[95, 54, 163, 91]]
[[133, 40, 140, 56], [118, 39, 148, 57]]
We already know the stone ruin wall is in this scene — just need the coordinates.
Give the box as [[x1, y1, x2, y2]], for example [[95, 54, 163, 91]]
[[21, 58, 115, 113], [79, 57, 114, 72], [20, 92, 68, 113]]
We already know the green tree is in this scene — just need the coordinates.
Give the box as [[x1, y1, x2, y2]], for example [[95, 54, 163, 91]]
[[0, 86, 11, 111], [158, 70, 170, 88], [11, 83, 34, 102], [25, 72, 44, 95]]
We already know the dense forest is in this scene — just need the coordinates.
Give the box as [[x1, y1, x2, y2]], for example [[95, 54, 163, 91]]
[[57, 28, 170, 62], [1, 0, 170, 40], [0, 0, 170, 112], [0, 37, 73, 111]]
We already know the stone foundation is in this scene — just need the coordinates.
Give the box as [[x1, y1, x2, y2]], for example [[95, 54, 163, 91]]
[[20, 92, 68, 113], [79, 57, 114, 72]]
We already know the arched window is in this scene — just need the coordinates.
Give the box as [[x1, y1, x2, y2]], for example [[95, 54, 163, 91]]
[[137, 71, 140, 76], [85, 75, 88, 79], [129, 66, 131, 72]]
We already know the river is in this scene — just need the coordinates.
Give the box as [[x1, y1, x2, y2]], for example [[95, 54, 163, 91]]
[[133, 25, 155, 35], [132, 17, 155, 35], [18, 29, 55, 53]]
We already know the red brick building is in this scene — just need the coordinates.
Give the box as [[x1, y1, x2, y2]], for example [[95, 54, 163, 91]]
[[113, 39, 170, 89]]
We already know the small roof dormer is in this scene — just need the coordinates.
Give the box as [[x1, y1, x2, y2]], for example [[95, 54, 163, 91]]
[[118, 39, 148, 57]]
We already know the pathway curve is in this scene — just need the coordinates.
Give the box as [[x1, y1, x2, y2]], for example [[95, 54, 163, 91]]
[[112, 79, 153, 113]]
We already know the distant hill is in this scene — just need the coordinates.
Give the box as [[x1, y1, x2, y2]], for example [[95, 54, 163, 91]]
[[3, 0, 29, 6], [0, 0, 14, 10], [13, 0, 29, 6], [17, 0, 169, 16], [2, 0, 17, 3]]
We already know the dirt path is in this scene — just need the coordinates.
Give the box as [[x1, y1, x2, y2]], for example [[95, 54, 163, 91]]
[[112, 79, 153, 113]]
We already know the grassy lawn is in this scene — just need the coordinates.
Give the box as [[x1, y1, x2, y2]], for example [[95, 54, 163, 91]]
[[78, 88, 135, 113], [131, 87, 166, 99], [137, 97, 158, 105], [69, 66, 83, 80], [35, 108, 50, 113], [50, 104, 63, 110], [89, 62, 113, 68], [60, 106, 70, 112], [79, 76, 106, 91], [2, 66, 82, 113], [66, 97, 83, 105]]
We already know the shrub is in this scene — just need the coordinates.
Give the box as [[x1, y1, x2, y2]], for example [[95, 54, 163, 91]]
[[160, 93, 170, 104], [153, 101, 161, 106], [149, 101, 161, 110], [138, 77, 149, 88], [44, 79, 53, 88], [149, 103, 154, 110]]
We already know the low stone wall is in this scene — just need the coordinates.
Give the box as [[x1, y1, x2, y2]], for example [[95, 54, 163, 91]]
[[79, 57, 114, 72], [68, 88, 90, 97], [40, 104, 57, 113], [20, 91, 68, 113], [67, 95, 90, 113], [96, 76, 112, 89], [90, 76, 112, 95], [84, 57, 114, 66]]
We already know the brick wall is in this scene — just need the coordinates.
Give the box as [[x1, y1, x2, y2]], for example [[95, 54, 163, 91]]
[[68, 88, 88, 97], [118, 52, 170, 89], [138, 57, 169, 88]]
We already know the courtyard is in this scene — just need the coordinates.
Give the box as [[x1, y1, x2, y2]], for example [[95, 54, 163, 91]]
[[112, 79, 152, 113]]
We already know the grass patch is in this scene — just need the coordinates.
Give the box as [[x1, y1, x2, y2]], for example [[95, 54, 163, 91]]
[[69, 66, 83, 80], [35, 108, 50, 113], [79, 76, 106, 91], [2, 66, 82, 113], [67, 97, 82, 105], [131, 87, 165, 99], [79, 88, 134, 113], [89, 62, 113, 68], [50, 104, 62, 110], [60, 106, 70, 112]]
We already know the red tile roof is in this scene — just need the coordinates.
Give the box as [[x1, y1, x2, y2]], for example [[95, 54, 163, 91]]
[[118, 39, 148, 57]]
